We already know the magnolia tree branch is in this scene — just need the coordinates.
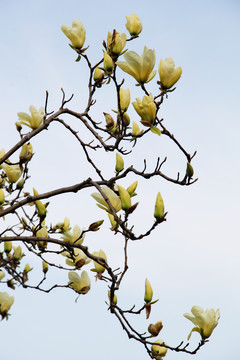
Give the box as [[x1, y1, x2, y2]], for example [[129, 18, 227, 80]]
[[0, 14, 219, 360]]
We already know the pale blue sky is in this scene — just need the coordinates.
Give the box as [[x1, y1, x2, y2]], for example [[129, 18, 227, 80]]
[[0, 1, 240, 360]]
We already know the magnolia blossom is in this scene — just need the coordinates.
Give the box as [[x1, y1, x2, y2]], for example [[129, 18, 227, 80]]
[[184, 306, 220, 340], [68, 271, 90, 294], [0, 292, 14, 314], [125, 14, 142, 36], [151, 339, 167, 359], [17, 105, 44, 129], [107, 31, 126, 56], [61, 19, 86, 49], [91, 185, 121, 213], [61, 224, 85, 245], [1, 163, 22, 183], [116, 47, 156, 84], [92, 249, 107, 274], [64, 248, 91, 268], [158, 57, 182, 89], [132, 94, 156, 124]]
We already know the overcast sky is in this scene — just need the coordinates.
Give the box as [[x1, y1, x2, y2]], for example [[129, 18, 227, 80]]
[[0, 1, 240, 360]]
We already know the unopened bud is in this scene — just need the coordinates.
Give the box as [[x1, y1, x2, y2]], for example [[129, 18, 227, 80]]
[[154, 192, 165, 219], [4, 241, 12, 253], [117, 185, 131, 210], [17, 178, 24, 189], [115, 153, 124, 173], [0, 189, 5, 205], [103, 52, 114, 74], [144, 278, 153, 303], [104, 112, 115, 129], [186, 162, 194, 178], [108, 290, 117, 305], [42, 261, 48, 274], [127, 181, 138, 197], [93, 67, 103, 82]]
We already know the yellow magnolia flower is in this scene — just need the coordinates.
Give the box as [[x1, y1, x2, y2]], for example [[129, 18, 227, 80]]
[[68, 271, 91, 294], [2, 163, 22, 183], [36, 226, 48, 251], [151, 339, 168, 359], [116, 46, 156, 84], [91, 185, 121, 213], [92, 249, 107, 274], [61, 19, 86, 49], [17, 106, 44, 129], [125, 14, 142, 36], [107, 31, 126, 56], [61, 224, 85, 245], [119, 88, 130, 112], [184, 306, 220, 340], [65, 248, 91, 268], [132, 121, 141, 136], [158, 57, 182, 89], [13, 245, 22, 260], [127, 181, 138, 197], [132, 94, 156, 125], [144, 278, 153, 303], [0, 292, 14, 315]]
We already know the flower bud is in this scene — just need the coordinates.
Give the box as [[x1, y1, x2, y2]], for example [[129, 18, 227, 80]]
[[115, 153, 124, 173], [4, 241, 12, 253], [107, 30, 126, 57], [122, 113, 130, 126], [2, 164, 22, 183], [108, 290, 117, 305], [148, 321, 163, 336], [0, 189, 5, 205], [127, 181, 138, 197], [117, 185, 131, 210], [144, 278, 153, 303], [19, 143, 29, 161], [125, 14, 142, 36], [151, 339, 168, 359], [154, 192, 165, 219], [23, 264, 32, 273], [132, 122, 141, 136], [88, 220, 104, 231], [119, 88, 130, 112], [42, 261, 48, 274], [93, 67, 103, 82], [108, 213, 118, 230], [0, 270, 5, 281], [103, 52, 114, 74], [16, 178, 24, 189], [0, 292, 14, 315], [104, 112, 115, 130], [92, 249, 107, 275], [13, 246, 22, 260], [33, 188, 47, 218], [186, 162, 194, 178]]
